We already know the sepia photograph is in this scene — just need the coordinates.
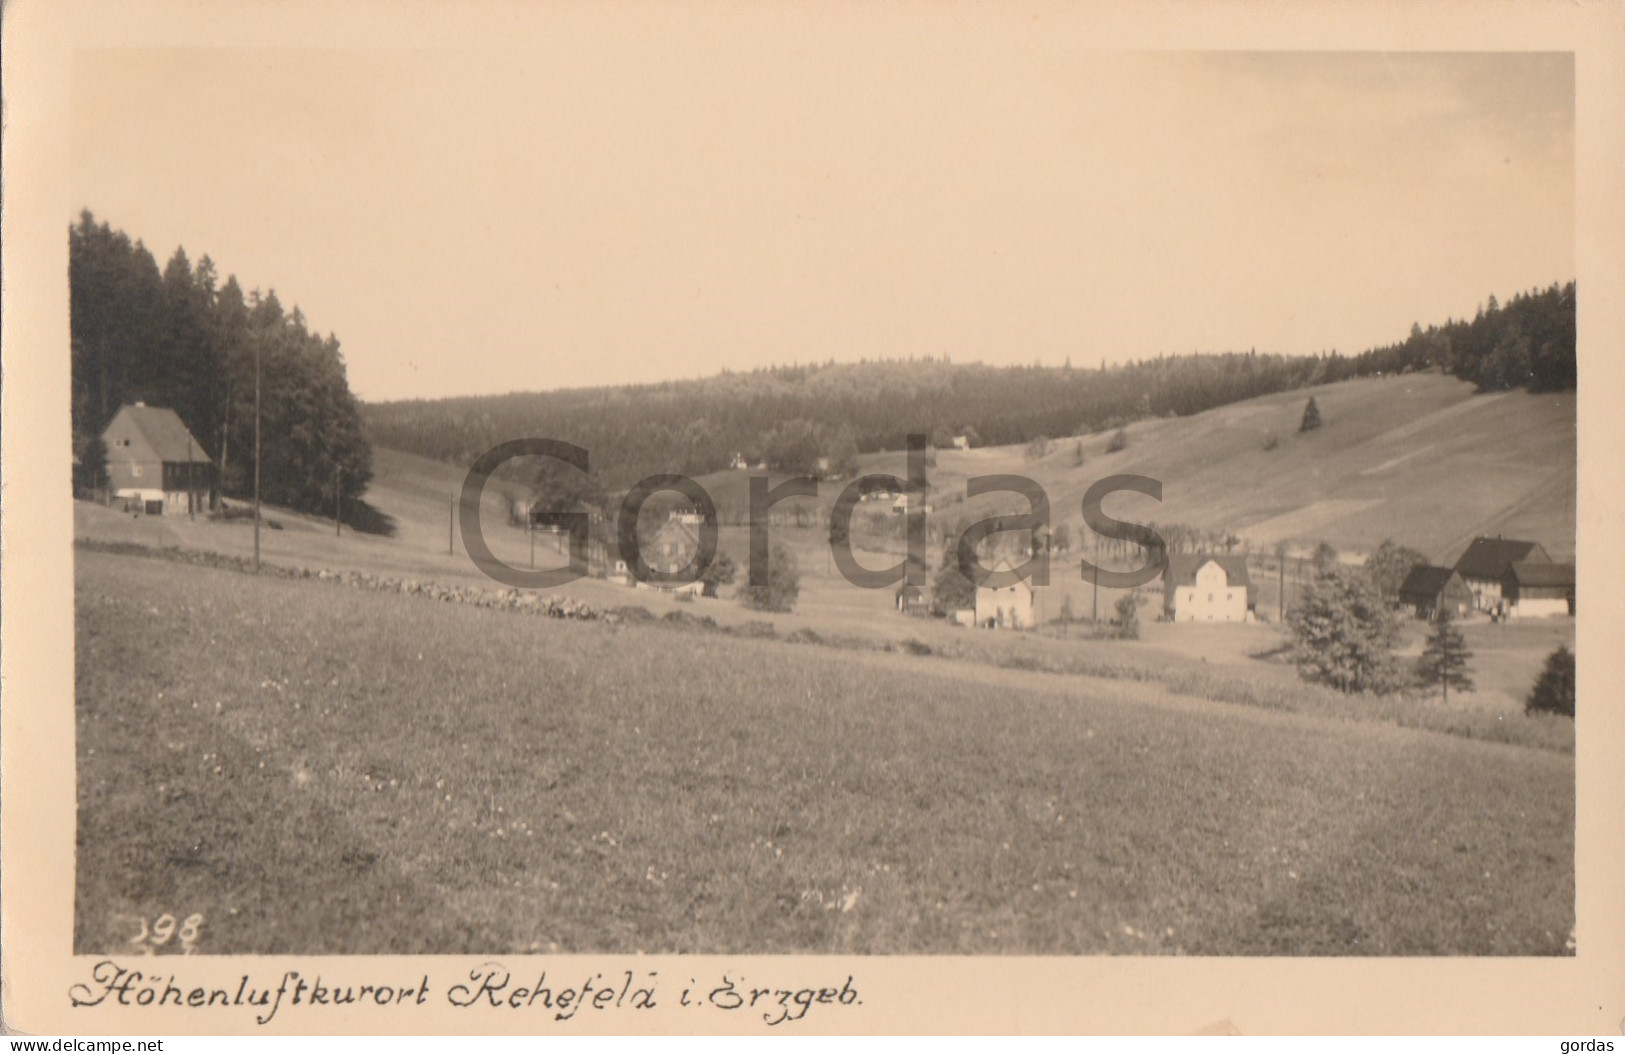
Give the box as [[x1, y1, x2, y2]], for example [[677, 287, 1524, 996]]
[[63, 44, 1579, 958], [5, 0, 1624, 1037]]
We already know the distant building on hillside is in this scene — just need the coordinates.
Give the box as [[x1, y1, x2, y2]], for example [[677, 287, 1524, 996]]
[[1163, 553, 1254, 622], [974, 556, 1034, 629], [1502, 561, 1575, 618], [1397, 564, 1474, 620], [1452, 536, 1551, 612], [952, 435, 971, 450], [100, 402, 214, 515]]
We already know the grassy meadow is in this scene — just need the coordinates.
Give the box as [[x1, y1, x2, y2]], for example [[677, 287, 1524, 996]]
[[75, 548, 1574, 956]]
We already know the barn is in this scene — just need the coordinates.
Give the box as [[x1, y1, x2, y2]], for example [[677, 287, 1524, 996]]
[[1397, 564, 1474, 620], [99, 403, 214, 515], [1502, 561, 1575, 618], [1163, 553, 1254, 622]]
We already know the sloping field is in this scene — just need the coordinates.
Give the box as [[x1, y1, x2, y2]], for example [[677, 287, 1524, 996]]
[[677, 373, 1575, 565], [75, 550, 1573, 955]]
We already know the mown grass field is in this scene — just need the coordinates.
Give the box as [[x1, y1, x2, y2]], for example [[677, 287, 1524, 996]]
[[75, 549, 1574, 956]]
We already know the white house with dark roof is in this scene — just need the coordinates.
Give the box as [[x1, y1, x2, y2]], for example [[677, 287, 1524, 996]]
[[100, 403, 214, 515], [1162, 553, 1254, 622], [1452, 536, 1552, 612]]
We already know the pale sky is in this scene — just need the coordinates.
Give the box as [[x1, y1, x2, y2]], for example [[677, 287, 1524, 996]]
[[70, 44, 1574, 402]]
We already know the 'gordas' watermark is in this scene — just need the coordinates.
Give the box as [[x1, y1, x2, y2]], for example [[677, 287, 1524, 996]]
[[459, 434, 1168, 593]]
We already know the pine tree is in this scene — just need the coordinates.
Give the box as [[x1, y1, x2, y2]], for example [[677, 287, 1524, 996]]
[[1300, 396, 1322, 432], [1526, 645, 1576, 717], [1417, 608, 1474, 704]]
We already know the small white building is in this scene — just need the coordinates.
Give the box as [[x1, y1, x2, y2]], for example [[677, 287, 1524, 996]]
[[1163, 554, 1253, 622], [1502, 561, 1574, 618]]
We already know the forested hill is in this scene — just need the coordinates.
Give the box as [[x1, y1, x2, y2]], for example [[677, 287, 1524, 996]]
[[364, 281, 1574, 490], [70, 211, 375, 522]]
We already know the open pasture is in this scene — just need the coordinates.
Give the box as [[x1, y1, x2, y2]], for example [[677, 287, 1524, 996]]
[[75, 550, 1573, 956]]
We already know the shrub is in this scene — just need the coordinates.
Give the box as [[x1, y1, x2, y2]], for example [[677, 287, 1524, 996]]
[[1114, 594, 1140, 639], [1262, 432, 1279, 451], [739, 542, 800, 613], [1025, 436, 1053, 461], [1526, 646, 1575, 717], [900, 638, 934, 656], [1106, 429, 1129, 454]]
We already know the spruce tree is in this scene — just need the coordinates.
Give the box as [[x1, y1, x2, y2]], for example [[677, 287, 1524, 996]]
[[1526, 645, 1576, 717], [1417, 608, 1474, 704], [1300, 396, 1322, 432]]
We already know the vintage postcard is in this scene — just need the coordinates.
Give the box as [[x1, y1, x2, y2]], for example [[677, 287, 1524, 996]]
[[3, 0, 1623, 1037]]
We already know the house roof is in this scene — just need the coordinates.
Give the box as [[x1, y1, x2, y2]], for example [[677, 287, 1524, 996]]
[[1507, 561, 1575, 588], [1163, 553, 1255, 605], [104, 403, 211, 463], [1453, 536, 1548, 580], [1164, 553, 1252, 589], [1398, 564, 1463, 599], [651, 518, 699, 547], [975, 555, 1033, 594]]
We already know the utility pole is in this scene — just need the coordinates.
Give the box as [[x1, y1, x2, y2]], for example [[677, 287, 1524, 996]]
[[529, 522, 536, 569], [187, 434, 196, 521], [1091, 529, 1100, 623], [335, 464, 343, 538], [448, 494, 455, 555], [1278, 550, 1286, 623], [253, 339, 262, 572]]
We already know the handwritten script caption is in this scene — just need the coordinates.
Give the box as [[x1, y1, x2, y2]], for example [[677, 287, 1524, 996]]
[[69, 960, 861, 1028]]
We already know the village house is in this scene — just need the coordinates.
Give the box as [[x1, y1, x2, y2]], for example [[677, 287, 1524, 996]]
[[1501, 561, 1575, 618], [891, 492, 933, 515], [895, 582, 928, 616], [952, 435, 971, 450], [974, 556, 1034, 629], [100, 402, 214, 515], [633, 518, 707, 596], [1452, 536, 1552, 612], [1162, 553, 1254, 622], [1397, 564, 1474, 620]]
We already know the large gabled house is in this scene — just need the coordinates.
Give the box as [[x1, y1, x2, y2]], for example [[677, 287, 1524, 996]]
[[1163, 553, 1254, 622], [633, 517, 706, 596], [1452, 536, 1551, 612], [99, 403, 214, 515], [974, 556, 1034, 629]]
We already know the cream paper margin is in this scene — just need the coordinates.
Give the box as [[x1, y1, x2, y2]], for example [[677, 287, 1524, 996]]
[[3, 0, 1622, 1036]]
